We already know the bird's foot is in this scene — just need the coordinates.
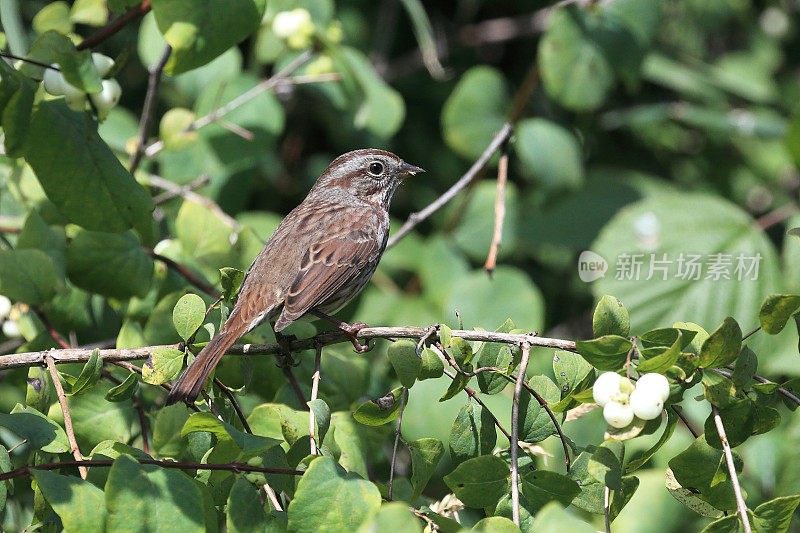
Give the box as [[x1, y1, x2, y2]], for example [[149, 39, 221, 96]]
[[339, 321, 371, 353], [274, 332, 299, 367]]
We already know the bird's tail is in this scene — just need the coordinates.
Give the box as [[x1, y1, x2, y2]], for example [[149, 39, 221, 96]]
[[165, 329, 239, 405]]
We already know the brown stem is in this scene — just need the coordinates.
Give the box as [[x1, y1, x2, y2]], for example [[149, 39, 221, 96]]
[[76, 0, 152, 51], [510, 342, 531, 526], [33, 308, 70, 349], [484, 143, 509, 275], [308, 344, 323, 455], [0, 458, 303, 482], [387, 388, 408, 501], [45, 356, 87, 479], [214, 378, 252, 434], [147, 251, 220, 298], [711, 405, 751, 533], [129, 45, 172, 173]]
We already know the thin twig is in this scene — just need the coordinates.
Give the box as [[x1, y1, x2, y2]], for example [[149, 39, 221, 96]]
[[76, 0, 152, 51], [33, 308, 70, 349], [308, 344, 323, 455], [0, 52, 55, 71], [262, 483, 284, 512], [102, 369, 151, 454], [387, 122, 514, 248], [714, 368, 800, 407], [1, 326, 576, 370], [0, 458, 302, 482], [510, 342, 531, 526], [711, 405, 751, 533], [388, 388, 408, 501], [445, 368, 511, 440], [129, 45, 172, 173], [671, 405, 699, 438], [741, 326, 761, 342], [604, 486, 612, 533], [147, 251, 220, 298], [484, 143, 509, 275], [143, 51, 314, 158], [151, 174, 211, 204], [45, 356, 87, 479], [146, 174, 241, 233], [215, 378, 252, 434], [521, 381, 571, 472], [109, 360, 200, 412]]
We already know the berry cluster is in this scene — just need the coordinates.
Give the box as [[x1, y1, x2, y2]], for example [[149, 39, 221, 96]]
[[0, 295, 20, 339], [593, 371, 670, 428], [42, 53, 121, 120]]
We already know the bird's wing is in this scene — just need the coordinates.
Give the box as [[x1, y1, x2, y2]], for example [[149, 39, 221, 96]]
[[274, 207, 384, 329]]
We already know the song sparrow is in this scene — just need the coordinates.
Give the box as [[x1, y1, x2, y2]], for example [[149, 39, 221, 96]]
[[165, 149, 423, 404]]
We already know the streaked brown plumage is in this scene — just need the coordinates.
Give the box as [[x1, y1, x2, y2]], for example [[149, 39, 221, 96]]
[[165, 149, 423, 405]]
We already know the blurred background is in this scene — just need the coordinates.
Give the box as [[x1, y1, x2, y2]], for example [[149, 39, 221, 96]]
[[2, 0, 800, 530]]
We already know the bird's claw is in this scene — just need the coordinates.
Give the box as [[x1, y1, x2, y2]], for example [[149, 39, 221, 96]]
[[341, 321, 372, 353]]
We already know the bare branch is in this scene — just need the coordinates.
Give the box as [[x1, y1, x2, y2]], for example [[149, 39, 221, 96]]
[[388, 387, 408, 500], [387, 122, 514, 248], [76, 0, 152, 51], [215, 378, 252, 434], [151, 174, 211, 205], [308, 344, 323, 455], [146, 250, 220, 298], [711, 405, 751, 533], [0, 458, 303, 482], [45, 356, 87, 479], [0, 326, 577, 371], [129, 45, 172, 173], [484, 144, 509, 275], [145, 174, 242, 234], [510, 342, 531, 526], [143, 51, 315, 158]]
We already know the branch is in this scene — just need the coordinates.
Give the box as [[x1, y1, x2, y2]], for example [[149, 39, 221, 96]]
[[387, 388, 408, 500], [76, 0, 152, 51], [510, 342, 531, 526], [484, 143, 509, 275], [671, 405, 699, 438], [308, 344, 323, 455], [145, 174, 242, 233], [33, 308, 71, 349], [714, 368, 800, 407], [45, 356, 87, 479], [147, 250, 220, 298], [129, 45, 172, 173], [521, 381, 571, 472], [143, 51, 314, 158], [215, 378, 252, 434], [387, 122, 514, 249], [0, 326, 577, 370], [711, 405, 751, 533], [0, 458, 303, 482]]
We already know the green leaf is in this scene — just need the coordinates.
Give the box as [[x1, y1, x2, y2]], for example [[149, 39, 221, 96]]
[[0, 445, 10, 512], [588, 441, 624, 490], [419, 347, 444, 380], [476, 319, 516, 394], [703, 400, 756, 449], [665, 468, 724, 519], [175, 199, 237, 271], [152, 0, 266, 75], [227, 477, 276, 533], [33, 2, 73, 34], [0, 249, 60, 305], [700, 317, 742, 369], [625, 410, 677, 473], [443, 455, 509, 508], [219, 267, 245, 302], [172, 293, 206, 341], [24, 101, 153, 236], [105, 373, 139, 402], [142, 347, 185, 385], [471, 517, 518, 532], [357, 502, 423, 533], [307, 398, 331, 445], [388, 340, 421, 388], [0, 61, 36, 157], [408, 438, 444, 500], [450, 181, 519, 263], [668, 435, 742, 512], [753, 494, 800, 533], [17, 209, 67, 279], [287, 457, 381, 533], [441, 66, 509, 159], [518, 375, 561, 442], [575, 335, 632, 371], [593, 295, 631, 338], [66, 230, 153, 299], [439, 372, 469, 402], [515, 118, 584, 189], [730, 347, 757, 390], [182, 411, 281, 458], [105, 455, 207, 532], [520, 468, 581, 512], [66, 382, 136, 451], [531, 502, 595, 533], [636, 331, 683, 373], [553, 350, 593, 397], [567, 451, 605, 514], [65, 349, 103, 395], [698, 515, 741, 533], [32, 470, 107, 533], [538, 7, 614, 111], [28, 31, 102, 92], [758, 294, 800, 334], [449, 401, 497, 464], [0, 404, 69, 453], [353, 387, 404, 426], [702, 372, 736, 408]]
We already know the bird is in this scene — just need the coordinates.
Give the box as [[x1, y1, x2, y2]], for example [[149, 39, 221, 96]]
[[165, 149, 423, 405]]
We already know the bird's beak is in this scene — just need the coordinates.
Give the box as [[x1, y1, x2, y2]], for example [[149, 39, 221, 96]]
[[400, 162, 425, 177]]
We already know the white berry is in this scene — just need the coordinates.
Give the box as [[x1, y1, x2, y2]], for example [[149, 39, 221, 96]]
[[2, 320, 21, 339], [65, 92, 87, 112], [43, 67, 68, 96], [91, 53, 115, 77], [630, 387, 664, 420], [604, 401, 634, 428], [0, 296, 11, 320], [593, 372, 622, 407], [636, 373, 670, 402], [273, 8, 312, 38], [90, 79, 122, 119]]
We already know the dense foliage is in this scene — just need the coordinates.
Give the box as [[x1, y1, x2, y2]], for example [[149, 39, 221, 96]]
[[1, 0, 800, 531]]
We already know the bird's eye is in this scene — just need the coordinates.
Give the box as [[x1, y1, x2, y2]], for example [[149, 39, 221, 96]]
[[368, 161, 384, 176]]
